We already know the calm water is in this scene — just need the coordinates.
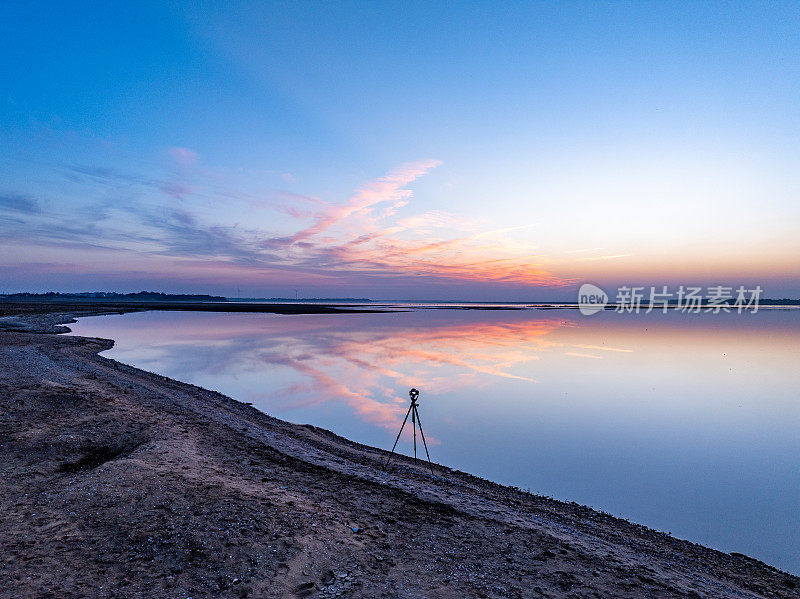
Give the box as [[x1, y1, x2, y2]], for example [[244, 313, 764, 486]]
[[69, 308, 800, 573]]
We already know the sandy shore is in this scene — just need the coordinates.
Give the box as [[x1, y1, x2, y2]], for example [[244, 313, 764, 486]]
[[1, 306, 798, 598]]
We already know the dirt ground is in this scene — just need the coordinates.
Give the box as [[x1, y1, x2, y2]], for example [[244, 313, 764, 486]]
[[1, 309, 798, 598]]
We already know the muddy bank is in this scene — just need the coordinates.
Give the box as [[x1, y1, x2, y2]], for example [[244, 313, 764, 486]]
[[0, 309, 798, 598]]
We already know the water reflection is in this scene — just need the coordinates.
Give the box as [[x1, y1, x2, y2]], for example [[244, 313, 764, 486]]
[[69, 308, 800, 573]]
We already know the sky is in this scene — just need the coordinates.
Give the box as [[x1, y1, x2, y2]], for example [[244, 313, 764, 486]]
[[1, 0, 799, 300]]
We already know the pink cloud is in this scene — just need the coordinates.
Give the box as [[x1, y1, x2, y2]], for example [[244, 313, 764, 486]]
[[160, 182, 192, 199], [288, 159, 442, 244], [263, 160, 571, 287], [4, 157, 574, 291]]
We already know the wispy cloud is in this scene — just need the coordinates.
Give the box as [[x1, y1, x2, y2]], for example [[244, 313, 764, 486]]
[[282, 160, 442, 245], [160, 182, 193, 200], [566, 247, 603, 254], [247, 161, 570, 287], [65, 164, 153, 187], [0, 193, 40, 214], [1, 159, 575, 290], [572, 344, 633, 353]]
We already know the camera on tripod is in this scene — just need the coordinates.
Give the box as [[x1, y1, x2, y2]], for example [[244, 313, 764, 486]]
[[385, 388, 433, 475]]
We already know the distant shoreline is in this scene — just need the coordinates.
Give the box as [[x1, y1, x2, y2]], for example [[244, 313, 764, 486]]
[[0, 300, 391, 319], [1, 298, 798, 321]]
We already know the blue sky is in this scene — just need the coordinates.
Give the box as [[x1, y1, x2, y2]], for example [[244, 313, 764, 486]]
[[2, 1, 799, 299]]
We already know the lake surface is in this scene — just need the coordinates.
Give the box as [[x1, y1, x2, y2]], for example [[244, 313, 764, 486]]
[[68, 308, 800, 573]]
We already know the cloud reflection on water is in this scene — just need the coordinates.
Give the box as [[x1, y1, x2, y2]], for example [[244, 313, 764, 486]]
[[102, 312, 575, 431]]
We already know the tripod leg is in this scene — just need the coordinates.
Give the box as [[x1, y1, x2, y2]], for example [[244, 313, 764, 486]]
[[412, 406, 417, 459], [413, 405, 435, 476], [385, 403, 413, 469]]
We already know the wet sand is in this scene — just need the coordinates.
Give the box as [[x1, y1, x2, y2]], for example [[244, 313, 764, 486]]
[[1, 305, 798, 598]]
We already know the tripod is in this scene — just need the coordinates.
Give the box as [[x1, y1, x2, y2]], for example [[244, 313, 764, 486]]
[[385, 388, 434, 475]]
